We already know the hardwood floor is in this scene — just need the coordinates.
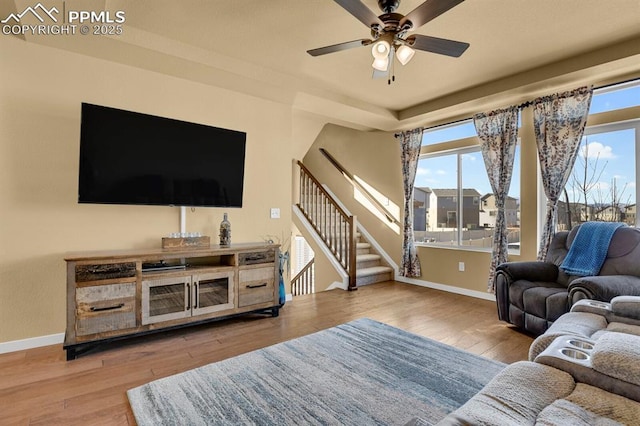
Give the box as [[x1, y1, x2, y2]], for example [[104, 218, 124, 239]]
[[0, 281, 533, 425]]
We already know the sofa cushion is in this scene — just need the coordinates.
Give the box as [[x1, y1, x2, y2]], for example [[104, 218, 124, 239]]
[[523, 286, 567, 319], [536, 383, 640, 425], [598, 227, 640, 277], [435, 361, 575, 426], [604, 321, 640, 336], [509, 280, 566, 312], [592, 332, 640, 387]]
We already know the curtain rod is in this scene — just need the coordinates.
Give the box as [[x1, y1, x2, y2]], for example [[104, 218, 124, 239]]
[[409, 77, 639, 134]]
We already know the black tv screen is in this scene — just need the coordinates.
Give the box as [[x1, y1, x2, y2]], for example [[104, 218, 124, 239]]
[[78, 103, 246, 207]]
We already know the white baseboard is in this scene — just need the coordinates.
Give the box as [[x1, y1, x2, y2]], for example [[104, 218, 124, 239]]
[[395, 276, 496, 302], [0, 332, 64, 354], [326, 280, 348, 291]]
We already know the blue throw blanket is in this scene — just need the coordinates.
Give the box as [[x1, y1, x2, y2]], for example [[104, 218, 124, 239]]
[[560, 222, 626, 276]]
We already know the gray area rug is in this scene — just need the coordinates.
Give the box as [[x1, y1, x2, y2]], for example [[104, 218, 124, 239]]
[[127, 318, 505, 425]]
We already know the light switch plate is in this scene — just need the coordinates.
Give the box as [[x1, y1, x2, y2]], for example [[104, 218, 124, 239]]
[[270, 208, 280, 219]]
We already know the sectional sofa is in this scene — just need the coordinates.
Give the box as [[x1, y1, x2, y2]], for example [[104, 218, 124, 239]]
[[433, 296, 640, 425]]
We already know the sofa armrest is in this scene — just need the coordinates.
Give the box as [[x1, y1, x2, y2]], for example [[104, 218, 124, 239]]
[[496, 261, 559, 282], [611, 296, 640, 320], [571, 299, 612, 315], [571, 297, 640, 327], [494, 262, 560, 322], [569, 275, 640, 304]]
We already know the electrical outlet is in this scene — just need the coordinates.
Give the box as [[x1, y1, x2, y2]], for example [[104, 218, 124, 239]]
[[270, 208, 280, 219], [458, 262, 465, 272]]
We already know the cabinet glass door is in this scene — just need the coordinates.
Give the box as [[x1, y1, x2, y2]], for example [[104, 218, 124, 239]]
[[193, 271, 234, 315], [142, 276, 190, 324]]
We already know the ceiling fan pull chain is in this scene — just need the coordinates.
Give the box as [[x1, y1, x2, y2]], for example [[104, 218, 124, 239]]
[[392, 58, 396, 83], [389, 54, 396, 85]]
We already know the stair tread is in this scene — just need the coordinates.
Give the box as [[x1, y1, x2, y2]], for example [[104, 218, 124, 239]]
[[356, 254, 380, 261], [356, 242, 370, 248], [356, 265, 393, 277]]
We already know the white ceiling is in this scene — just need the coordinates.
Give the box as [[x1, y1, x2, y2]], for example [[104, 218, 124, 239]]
[[7, 0, 640, 130]]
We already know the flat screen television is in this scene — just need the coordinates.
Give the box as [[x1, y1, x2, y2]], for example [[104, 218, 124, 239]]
[[78, 103, 246, 207]]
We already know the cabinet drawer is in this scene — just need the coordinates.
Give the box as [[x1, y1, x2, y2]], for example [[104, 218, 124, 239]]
[[238, 267, 275, 308], [76, 262, 136, 282], [238, 249, 276, 265], [76, 282, 136, 336]]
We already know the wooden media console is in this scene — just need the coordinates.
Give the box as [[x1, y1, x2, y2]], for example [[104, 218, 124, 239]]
[[64, 242, 280, 360]]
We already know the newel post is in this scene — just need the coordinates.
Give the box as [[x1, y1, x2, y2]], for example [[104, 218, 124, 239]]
[[348, 215, 358, 291]]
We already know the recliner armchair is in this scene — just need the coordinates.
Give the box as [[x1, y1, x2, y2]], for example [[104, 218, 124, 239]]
[[495, 224, 640, 336]]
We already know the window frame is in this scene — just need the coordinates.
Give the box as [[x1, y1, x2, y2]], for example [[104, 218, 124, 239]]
[[550, 118, 640, 229], [586, 120, 640, 227], [414, 143, 521, 252]]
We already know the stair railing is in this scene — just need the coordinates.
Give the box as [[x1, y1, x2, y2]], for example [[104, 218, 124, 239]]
[[297, 160, 357, 291], [291, 258, 315, 296], [319, 148, 401, 227]]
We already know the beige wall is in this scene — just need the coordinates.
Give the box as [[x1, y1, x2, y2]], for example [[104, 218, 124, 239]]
[[0, 37, 293, 343]]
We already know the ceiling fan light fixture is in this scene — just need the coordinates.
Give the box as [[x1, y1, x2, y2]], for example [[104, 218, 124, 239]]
[[396, 44, 415, 65], [372, 57, 389, 72], [371, 40, 390, 60]]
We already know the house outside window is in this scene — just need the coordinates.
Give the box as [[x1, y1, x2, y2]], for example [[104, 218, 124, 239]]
[[413, 187, 431, 232]]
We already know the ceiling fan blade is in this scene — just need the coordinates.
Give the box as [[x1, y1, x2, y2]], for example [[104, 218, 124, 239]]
[[408, 34, 469, 57], [307, 39, 371, 57], [399, 0, 465, 29], [333, 0, 384, 29]]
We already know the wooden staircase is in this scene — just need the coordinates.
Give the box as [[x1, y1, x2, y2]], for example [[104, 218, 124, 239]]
[[295, 160, 395, 291], [355, 234, 393, 286]]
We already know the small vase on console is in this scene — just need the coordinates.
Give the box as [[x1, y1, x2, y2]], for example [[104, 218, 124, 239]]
[[219, 213, 231, 246]]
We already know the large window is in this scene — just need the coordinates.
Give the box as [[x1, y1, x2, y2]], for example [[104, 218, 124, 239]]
[[412, 80, 639, 252], [557, 81, 640, 230], [414, 121, 521, 250]]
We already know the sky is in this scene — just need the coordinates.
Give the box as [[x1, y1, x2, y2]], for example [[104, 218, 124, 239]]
[[415, 83, 639, 206]]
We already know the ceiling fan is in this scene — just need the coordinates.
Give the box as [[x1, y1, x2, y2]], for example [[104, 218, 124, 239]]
[[307, 0, 469, 79]]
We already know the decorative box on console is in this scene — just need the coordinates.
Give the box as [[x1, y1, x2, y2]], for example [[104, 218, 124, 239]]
[[162, 236, 210, 249]]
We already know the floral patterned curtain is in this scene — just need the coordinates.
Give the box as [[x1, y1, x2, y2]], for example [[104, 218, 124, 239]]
[[473, 107, 519, 293], [396, 128, 423, 277], [534, 86, 593, 260]]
